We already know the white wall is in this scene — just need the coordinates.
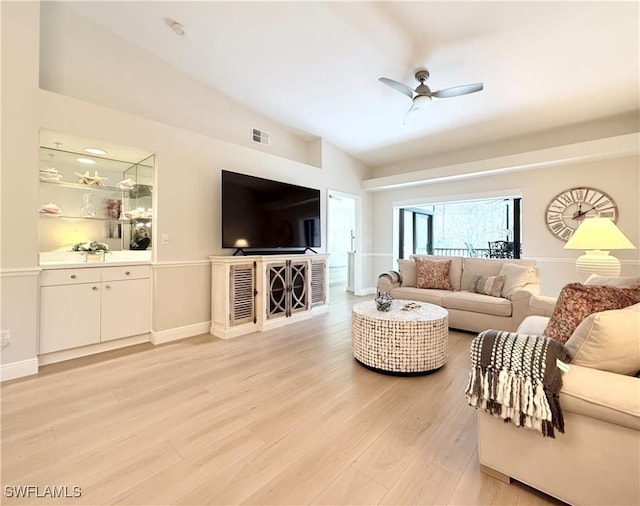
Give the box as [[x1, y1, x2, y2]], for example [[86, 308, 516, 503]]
[[370, 155, 640, 296], [0, 2, 372, 373], [371, 112, 639, 177], [38, 2, 318, 167], [0, 2, 41, 375]]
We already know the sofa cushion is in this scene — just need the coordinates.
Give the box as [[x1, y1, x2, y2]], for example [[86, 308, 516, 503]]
[[397, 259, 417, 287], [460, 257, 537, 291], [415, 258, 453, 290], [585, 274, 640, 288], [544, 283, 640, 343], [411, 255, 463, 290], [442, 291, 512, 317], [388, 287, 448, 306], [498, 262, 538, 299], [565, 303, 640, 376], [471, 275, 505, 297]]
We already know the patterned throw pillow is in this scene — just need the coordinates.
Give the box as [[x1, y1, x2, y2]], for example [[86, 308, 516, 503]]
[[544, 283, 640, 343], [415, 259, 453, 290], [471, 275, 505, 298]]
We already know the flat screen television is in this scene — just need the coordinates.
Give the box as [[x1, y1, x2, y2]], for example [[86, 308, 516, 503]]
[[221, 170, 321, 252]]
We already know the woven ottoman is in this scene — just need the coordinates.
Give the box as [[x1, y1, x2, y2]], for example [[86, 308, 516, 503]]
[[351, 299, 449, 376]]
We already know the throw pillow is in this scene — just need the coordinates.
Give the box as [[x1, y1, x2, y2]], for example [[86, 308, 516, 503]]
[[498, 262, 538, 299], [585, 273, 640, 288], [543, 283, 640, 343], [415, 259, 453, 290], [471, 274, 505, 298], [397, 259, 417, 287], [565, 303, 640, 375]]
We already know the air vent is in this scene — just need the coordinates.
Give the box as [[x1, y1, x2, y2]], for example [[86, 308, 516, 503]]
[[251, 128, 270, 146]]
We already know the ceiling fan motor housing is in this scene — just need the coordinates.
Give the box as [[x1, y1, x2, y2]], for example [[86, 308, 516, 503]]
[[415, 69, 430, 83]]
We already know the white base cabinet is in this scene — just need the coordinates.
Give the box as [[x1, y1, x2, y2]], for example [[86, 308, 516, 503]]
[[40, 264, 151, 354], [210, 254, 328, 339]]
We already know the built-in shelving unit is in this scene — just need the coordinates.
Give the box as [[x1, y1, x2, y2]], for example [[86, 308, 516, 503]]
[[37, 130, 156, 365], [38, 132, 154, 255]]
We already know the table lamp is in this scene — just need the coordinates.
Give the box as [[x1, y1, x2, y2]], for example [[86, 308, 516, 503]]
[[564, 217, 636, 279]]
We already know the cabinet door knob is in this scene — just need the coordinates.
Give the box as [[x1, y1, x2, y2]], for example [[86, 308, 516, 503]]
[[106, 285, 111, 290], [71, 274, 77, 279], [92, 286, 98, 291], [125, 271, 130, 275]]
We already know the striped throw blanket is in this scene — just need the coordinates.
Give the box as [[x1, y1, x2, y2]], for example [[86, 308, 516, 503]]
[[465, 329, 570, 438], [378, 270, 401, 284]]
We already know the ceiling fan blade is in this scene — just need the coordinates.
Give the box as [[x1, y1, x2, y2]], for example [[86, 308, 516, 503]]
[[379, 77, 414, 100], [431, 83, 483, 98], [403, 105, 422, 125]]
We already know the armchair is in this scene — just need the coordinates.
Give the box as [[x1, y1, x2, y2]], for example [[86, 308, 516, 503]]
[[475, 277, 640, 505]]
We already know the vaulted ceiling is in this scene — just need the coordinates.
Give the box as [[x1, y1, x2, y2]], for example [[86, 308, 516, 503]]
[[58, 1, 639, 167]]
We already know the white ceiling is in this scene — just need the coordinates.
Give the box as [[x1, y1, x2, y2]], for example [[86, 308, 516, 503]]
[[64, 1, 639, 168]]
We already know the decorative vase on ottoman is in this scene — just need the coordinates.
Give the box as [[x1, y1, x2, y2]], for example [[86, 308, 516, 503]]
[[374, 291, 393, 311]]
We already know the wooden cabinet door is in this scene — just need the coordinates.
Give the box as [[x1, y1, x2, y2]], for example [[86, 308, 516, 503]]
[[40, 284, 101, 353], [101, 279, 150, 342], [266, 262, 288, 319], [289, 260, 309, 314]]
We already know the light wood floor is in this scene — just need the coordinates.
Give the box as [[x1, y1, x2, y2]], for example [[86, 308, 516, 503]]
[[1, 288, 564, 505]]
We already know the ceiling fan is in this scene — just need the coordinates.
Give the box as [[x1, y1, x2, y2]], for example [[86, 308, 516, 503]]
[[379, 69, 483, 124]]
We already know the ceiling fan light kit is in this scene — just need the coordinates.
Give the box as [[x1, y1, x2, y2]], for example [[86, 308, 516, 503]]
[[379, 68, 484, 124]]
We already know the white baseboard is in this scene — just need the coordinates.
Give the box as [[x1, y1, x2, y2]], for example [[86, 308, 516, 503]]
[[1, 358, 39, 382], [150, 321, 211, 345], [38, 334, 151, 366]]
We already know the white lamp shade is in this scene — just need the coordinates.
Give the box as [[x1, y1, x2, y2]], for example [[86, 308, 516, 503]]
[[564, 217, 636, 280], [564, 217, 635, 250]]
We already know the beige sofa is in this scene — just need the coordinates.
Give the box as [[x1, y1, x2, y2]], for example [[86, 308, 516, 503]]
[[377, 255, 539, 332], [478, 286, 640, 505]]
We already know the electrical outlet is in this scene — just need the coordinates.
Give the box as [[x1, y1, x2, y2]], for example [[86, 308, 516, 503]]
[[161, 233, 170, 245], [0, 329, 10, 348]]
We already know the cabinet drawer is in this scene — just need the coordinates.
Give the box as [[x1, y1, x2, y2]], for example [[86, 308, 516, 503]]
[[102, 265, 150, 281], [41, 268, 101, 287]]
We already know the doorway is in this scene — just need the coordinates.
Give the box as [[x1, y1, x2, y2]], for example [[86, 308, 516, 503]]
[[327, 191, 358, 293]]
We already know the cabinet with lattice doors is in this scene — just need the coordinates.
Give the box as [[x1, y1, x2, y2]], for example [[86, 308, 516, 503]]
[[209, 254, 328, 339], [264, 258, 310, 321]]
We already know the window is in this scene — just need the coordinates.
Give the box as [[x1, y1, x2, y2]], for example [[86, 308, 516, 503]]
[[397, 197, 522, 258], [399, 208, 433, 259]]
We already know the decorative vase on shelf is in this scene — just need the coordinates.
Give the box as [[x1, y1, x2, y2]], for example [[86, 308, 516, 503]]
[[80, 193, 97, 218], [84, 251, 105, 262]]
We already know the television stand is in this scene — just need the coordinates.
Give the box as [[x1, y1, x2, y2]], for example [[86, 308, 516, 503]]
[[209, 254, 330, 339]]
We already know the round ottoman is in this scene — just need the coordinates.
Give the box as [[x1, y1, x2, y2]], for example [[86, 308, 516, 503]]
[[351, 299, 448, 375]]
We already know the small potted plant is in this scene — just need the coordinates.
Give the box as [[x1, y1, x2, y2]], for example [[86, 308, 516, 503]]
[[71, 241, 110, 262]]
